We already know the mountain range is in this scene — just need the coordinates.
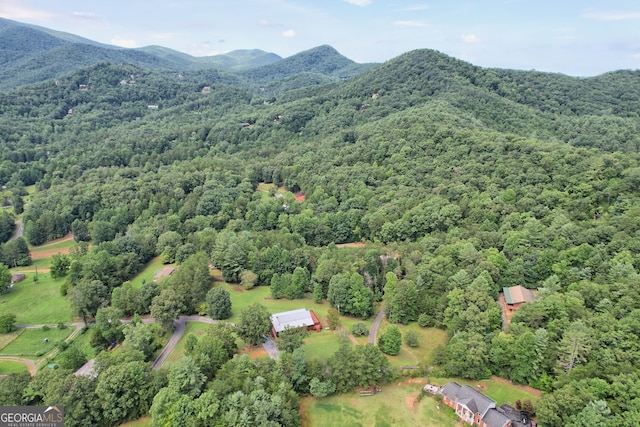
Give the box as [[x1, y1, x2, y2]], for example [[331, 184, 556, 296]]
[[0, 17, 374, 90]]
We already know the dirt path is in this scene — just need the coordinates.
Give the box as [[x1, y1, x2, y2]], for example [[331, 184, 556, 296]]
[[347, 334, 359, 345], [32, 233, 74, 248], [498, 293, 510, 330], [0, 356, 37, 375]]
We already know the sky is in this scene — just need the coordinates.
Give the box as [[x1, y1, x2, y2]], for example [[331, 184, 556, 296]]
[[1, 0, 640, 76]]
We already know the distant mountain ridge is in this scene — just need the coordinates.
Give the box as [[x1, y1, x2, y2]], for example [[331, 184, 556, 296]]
[[0, 18, 373, 90]]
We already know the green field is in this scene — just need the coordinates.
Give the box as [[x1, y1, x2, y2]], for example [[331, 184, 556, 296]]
[[0, 273, 73, 325], [119, 416, 152, 427], [0, 329, 23, 351], [0, 360, 29, 374], [375, 321, 447, 367], [163, 321, 211, 367], [0, 327, 72, 357], [128, 257, 171, 289], [51, 326, 95, 365], [29, 238, 78, 253], [302, 380, 456, 427]]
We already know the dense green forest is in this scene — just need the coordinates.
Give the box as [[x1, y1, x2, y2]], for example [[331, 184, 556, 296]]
[[2, 21, 640, 426]]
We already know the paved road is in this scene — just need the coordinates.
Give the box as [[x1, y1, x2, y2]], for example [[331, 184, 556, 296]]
[[368, 302, 386, 345], [11, 219, 23, 240], [262, 336, 280, 360], [151, 315, 217, 370]]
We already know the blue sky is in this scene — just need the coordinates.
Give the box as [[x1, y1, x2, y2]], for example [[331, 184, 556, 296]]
[[1, 0, 639, 76]]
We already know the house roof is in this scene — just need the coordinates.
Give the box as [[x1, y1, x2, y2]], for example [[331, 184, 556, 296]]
[[503, 285, 535, 305], [439, 382, 495, 418], [482, 408, 511, 427], [270, 309, 315, 334], [153, 266, 175, 281], [10, 273, 26, 284]]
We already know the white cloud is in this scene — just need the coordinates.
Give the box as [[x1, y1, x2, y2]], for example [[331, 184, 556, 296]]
[[583, 10, 640, 21], [111, 37, 138, 48], [460, 33, 481, 44], [0, 2, 56, 21], [282, 29, 296, 38], [404, 4, 429, 11], [344, 0, 372, 6], [393, 20, 426, 27], [72, 11, 97, 19]]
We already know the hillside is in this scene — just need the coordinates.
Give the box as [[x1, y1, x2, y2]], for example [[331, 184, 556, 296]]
[[0, 19, 369, 90], [1, 23, 640, 427]]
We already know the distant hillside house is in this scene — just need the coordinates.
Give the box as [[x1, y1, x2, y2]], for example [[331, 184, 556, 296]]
[[148, 105, 159, 109], [78, 84, 88, 89], [503, 285, 535, 314], [270, 309, 321, 337], [153, 266, 175, 282], [202, 86, 211, 92], [439, 382, 512, 427]]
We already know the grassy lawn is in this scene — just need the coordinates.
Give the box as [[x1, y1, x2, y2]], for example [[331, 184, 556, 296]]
[[0, 273, 73, 325], [128, 257, 170, 289], [30, 238, 77, 252], [376, 320, 447, 367], [51, 326, 95, 365], [0, 327, 72, 357], [0, 360, 29, 374], [0, 330, 24, 351], [225, 284, 374, 331], [302, 379, 456, 427], [119, 416, 152, 427], [301, 330, 351, 361], [163, 321, 211, 367]]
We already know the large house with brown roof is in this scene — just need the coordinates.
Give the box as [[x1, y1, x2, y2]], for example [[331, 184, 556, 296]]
[[439, 382, 512, 427], [502, 285, 535, 314]]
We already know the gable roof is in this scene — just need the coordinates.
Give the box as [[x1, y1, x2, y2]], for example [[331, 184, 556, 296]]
[[503, 285, 534, 304], [439, 382, 495, 418], [482, 408, 511, 427], [270, 309, 315, 334]]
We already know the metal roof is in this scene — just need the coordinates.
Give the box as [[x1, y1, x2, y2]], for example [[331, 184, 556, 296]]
[[270, 309, 315, 334], [503, 285, 535, 305]]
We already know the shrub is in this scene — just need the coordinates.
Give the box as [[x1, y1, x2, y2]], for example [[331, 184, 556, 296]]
[[404, 330, 420, 347], [351, 322, 369, 336], [418, 313, 432, 327], [0, 313, 17, 333], [41, 325, 50, 331], [378, 325, 402, 355]]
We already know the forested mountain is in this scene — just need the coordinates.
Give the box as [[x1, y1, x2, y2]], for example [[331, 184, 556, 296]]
[[0, 18, 363, 90], [2, 22, 640, 427]]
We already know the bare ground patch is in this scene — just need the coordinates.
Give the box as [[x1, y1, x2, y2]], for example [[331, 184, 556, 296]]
[[336, 242, 366, 248], [405, 392, 420, 412], [239, 345, 269, 359], [30, 247, 71, 260]]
